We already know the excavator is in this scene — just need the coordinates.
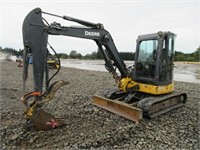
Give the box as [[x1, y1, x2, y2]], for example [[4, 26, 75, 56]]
[[21, 8, 187, 130], [47, 54, 60, 69]]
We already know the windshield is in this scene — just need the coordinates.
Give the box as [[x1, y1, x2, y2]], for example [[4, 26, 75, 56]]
[[138, 40, 158, 62]]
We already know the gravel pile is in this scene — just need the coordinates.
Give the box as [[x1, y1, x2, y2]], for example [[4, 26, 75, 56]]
[[0, 60, 199, 149]]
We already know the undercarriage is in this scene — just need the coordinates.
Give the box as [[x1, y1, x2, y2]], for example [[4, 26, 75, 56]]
[[93, 89, 187, 122]]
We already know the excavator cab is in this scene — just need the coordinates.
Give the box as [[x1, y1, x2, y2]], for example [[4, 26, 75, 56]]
[[134, 32, 176, 86]]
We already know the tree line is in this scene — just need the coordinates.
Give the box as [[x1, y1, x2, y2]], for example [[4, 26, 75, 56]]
[[0, 46, 199, 61], [0, 47, 23, 57], [174, 48, 200, 61]]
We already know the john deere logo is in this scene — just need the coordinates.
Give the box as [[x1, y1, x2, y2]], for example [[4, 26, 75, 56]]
[[85, 31, 100, 36]]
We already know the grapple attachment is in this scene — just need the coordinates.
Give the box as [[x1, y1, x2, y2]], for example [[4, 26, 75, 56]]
[[21, 80, 69, 130]]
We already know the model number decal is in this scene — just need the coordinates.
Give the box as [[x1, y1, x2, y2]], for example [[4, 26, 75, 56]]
[[85, 31, 100, 36]]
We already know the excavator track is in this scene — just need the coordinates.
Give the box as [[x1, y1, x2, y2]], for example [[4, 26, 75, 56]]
[[92, 91, 187, 123], [137, 91, 187, 118]]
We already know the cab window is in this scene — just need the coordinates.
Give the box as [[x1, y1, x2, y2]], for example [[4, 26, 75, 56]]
[[138, 40, 158, 62]]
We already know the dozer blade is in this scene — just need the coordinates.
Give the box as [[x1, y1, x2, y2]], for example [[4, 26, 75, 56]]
[[92, 95, 143, 123], [137, 91, 187, 118]]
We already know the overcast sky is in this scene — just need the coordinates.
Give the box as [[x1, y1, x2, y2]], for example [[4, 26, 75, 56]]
[[0, 0, 199, 55]]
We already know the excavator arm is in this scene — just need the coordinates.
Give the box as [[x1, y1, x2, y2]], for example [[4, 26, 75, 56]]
[[21, 8, 136, 130], [22, 8, 127, 94]]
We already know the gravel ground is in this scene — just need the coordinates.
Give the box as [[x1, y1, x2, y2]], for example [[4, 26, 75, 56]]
[[0, 60, 199, 149]]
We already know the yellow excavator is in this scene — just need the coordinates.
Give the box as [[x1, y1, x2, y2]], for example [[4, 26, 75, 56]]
[[47, 54, 59, 69], [21, 8, 187, 130]]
